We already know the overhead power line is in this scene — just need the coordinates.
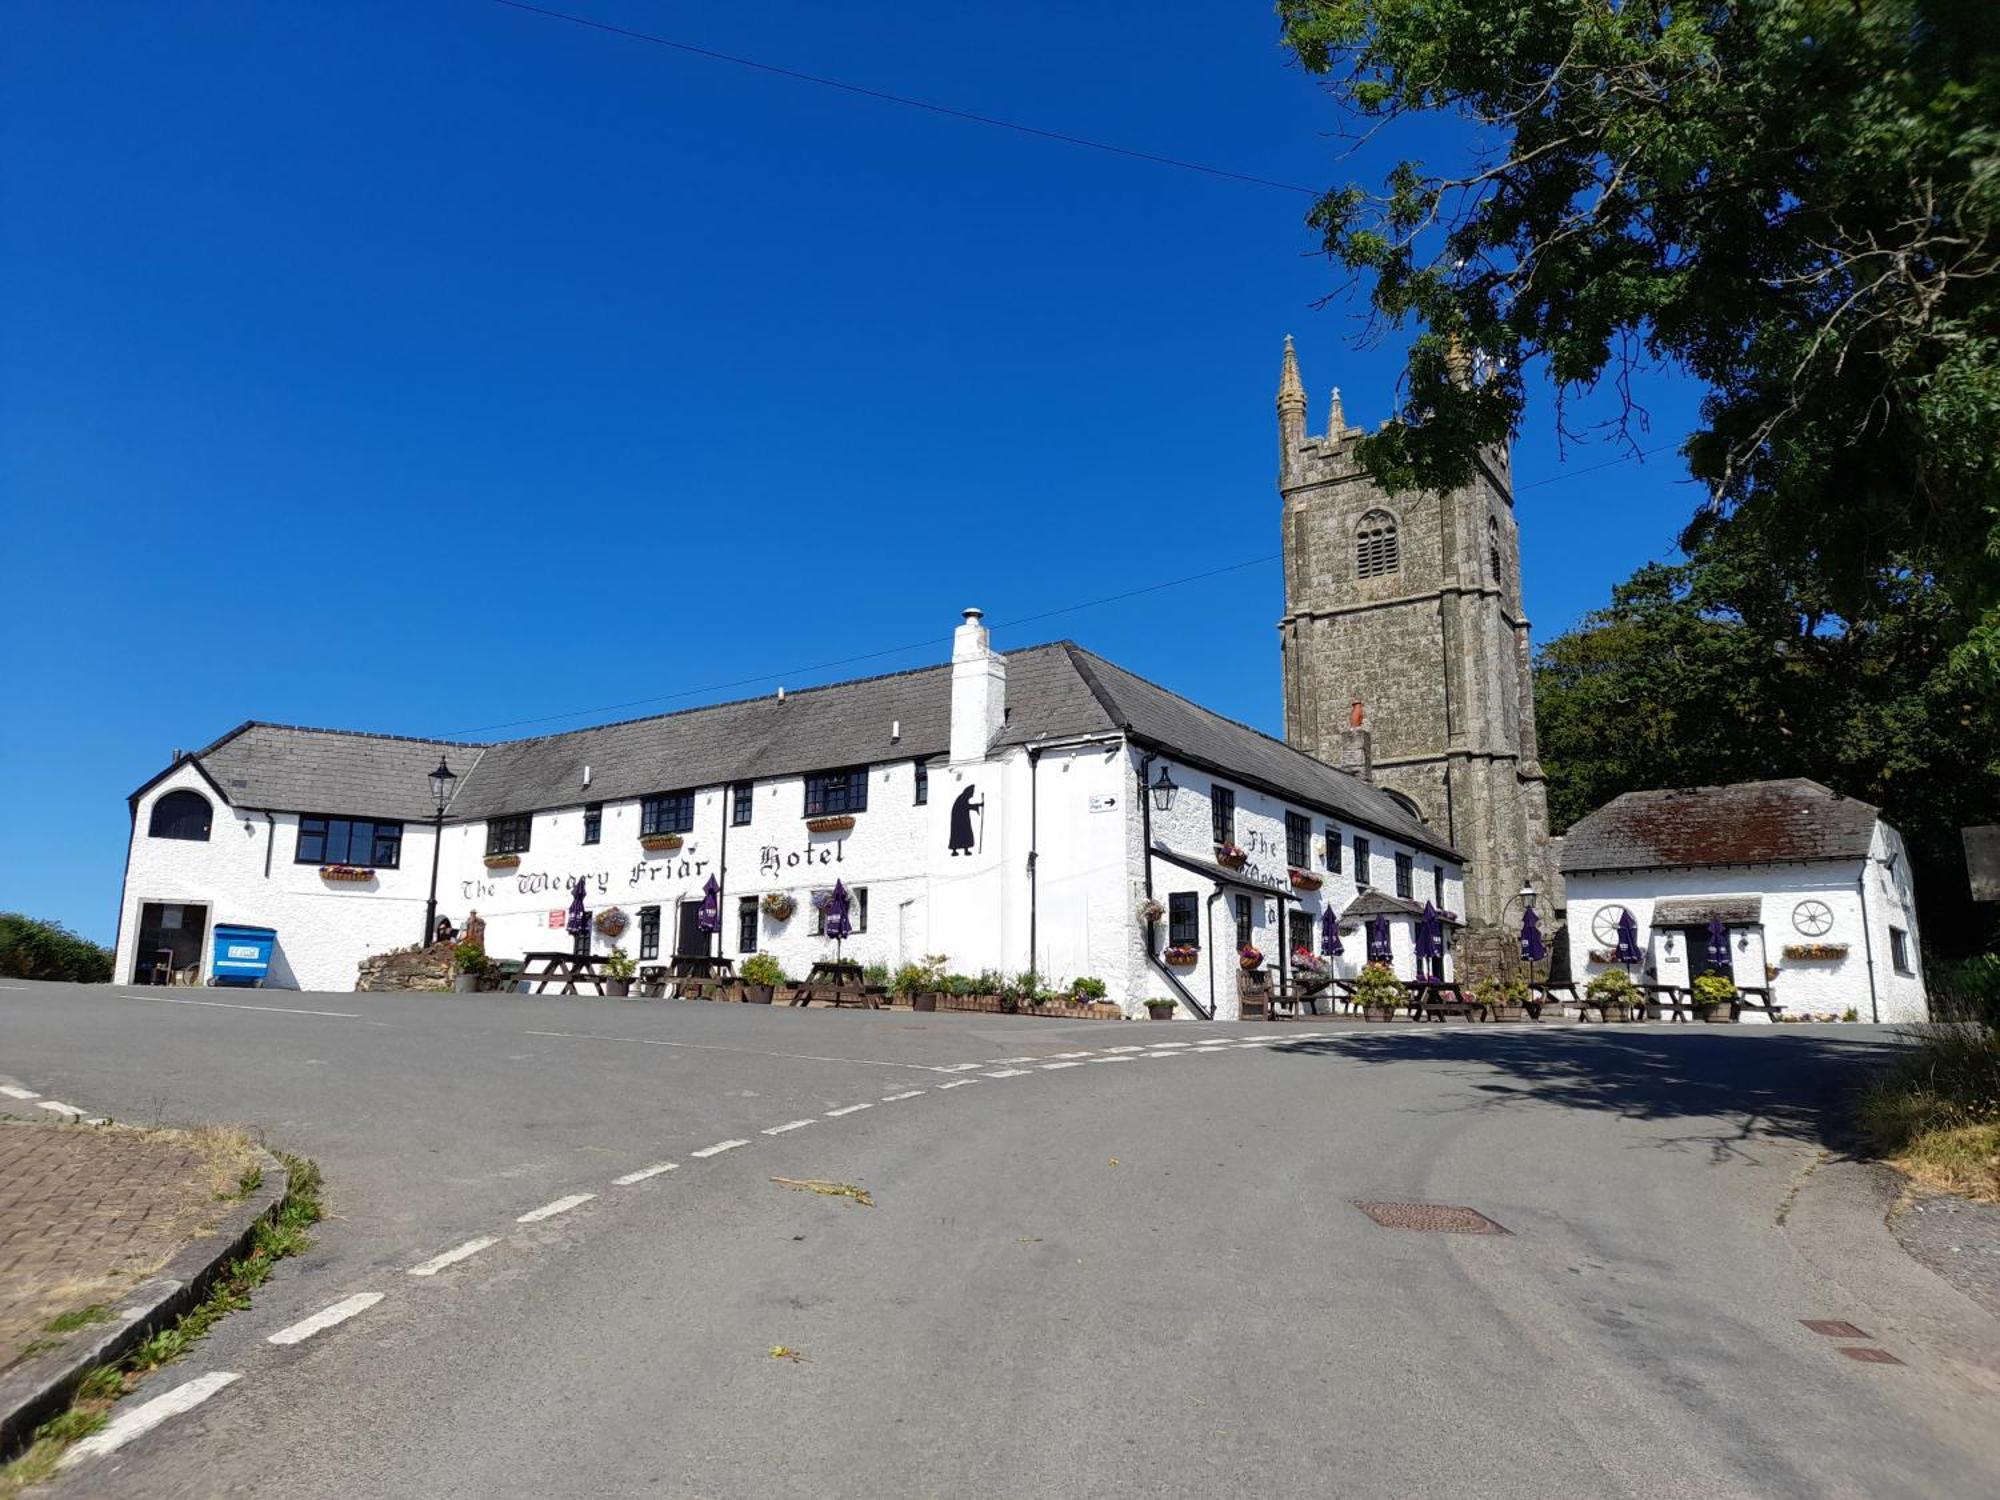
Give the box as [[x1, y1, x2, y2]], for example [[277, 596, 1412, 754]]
[[482, 0, 1320, 196]]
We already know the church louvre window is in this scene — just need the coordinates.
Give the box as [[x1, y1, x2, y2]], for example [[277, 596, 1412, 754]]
[[1488, 516, 1503, 583], [1356, 510, 1400, 579]]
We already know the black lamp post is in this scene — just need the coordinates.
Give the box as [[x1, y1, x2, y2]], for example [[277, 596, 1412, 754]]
[[423, 756, 457, 946]]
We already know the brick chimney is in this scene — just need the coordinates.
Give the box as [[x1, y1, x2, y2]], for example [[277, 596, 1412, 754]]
[[949, 608, 1006, 763]]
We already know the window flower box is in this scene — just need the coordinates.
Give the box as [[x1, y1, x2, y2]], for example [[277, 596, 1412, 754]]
[[1289, 869, 1322, 891], [1215, 843, 1247, 870], [320, 864, 374, 882], [640, 833, 683, 852], [1782, 943, 1849, 961], [483, 854, 520, 871], [1163, 945, 1200, 968], [805, 815, 856, 834]]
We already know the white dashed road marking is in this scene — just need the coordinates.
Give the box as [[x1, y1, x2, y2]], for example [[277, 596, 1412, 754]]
[[407, 1237, 499, 1277], [939, 1063, 985, 1073], [1051, 1051, 1095, 1059], [936, 1079, 977, 1089], [613, 1162, 678, 1185], [763, 1120, 816, 1135], [1040, 1061, 1087, 1070], [1091, 1056, 1135, 1064], [517, 1193, 595, 1224], [982, 1069, 1029, 1078], [691, 1139, 749, 1158], [882, 1090, 926, 1101], [825, 1103, 872, 1117], [1, 1085, 39, 1100], [62, 1372, 241, 1467], [1104, 1046, 1146, 1054], [267, 1292, 383, 1346]]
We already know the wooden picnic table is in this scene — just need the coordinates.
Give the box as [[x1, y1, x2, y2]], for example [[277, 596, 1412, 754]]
[[520, 950, 610, 996], [668, 953, 736, 998], [1410, 979, 1484, 1022], [786, 960, 879, 1009]]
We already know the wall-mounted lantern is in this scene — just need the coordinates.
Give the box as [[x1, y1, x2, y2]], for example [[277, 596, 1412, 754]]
[[1149, 764, 1178, 813]]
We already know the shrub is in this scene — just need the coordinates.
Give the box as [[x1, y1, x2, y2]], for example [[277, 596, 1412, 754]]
[[1692, 973, 1738, 1008], [1473, 975, 1529, 1009], [1002, 970, 1042, 1004], [890, 960, 946, 999], [1934, 955, 2000, 1028], [1586, 969, 1639, 1006], [740, 952, 787, 988], [974, 968, 1007, 996], [0, 913, 112, 983], [601, 946, 636, 980], [863, 962, 889, 986], [451, 941, 489, 977], [1072, 976, 1107, 1001], [1350, 962, 1406, 1011], [1858, 1023, 2000, 1201]]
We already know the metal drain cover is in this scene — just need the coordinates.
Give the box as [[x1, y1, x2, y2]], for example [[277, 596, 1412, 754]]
[[1351, 1201, 1510, 1235]]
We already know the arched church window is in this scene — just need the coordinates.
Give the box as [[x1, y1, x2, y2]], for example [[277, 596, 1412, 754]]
[[1488, 516, 1503, 582], [149, 789, 212, 842], [1356, 510, 1399, 579]]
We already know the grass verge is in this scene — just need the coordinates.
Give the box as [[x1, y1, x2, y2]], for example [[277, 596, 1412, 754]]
[[0, 1151, 322, 1496], [1858, 1024, 2000, 1202]]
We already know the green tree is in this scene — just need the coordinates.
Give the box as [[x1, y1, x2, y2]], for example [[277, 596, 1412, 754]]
[[1279, 0, 2000, 676], [0, 913, 113, 983], [1534, 538, 2000, 956]]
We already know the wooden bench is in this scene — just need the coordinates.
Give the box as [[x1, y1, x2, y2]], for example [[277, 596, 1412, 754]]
[[1529, 981, 1579, 1020], [1412, 980, 1482, 1022]]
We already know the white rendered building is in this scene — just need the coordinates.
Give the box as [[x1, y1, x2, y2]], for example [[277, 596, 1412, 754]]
[[1560, 779, 1927, 1022], [116, 611, 1464, 1016]]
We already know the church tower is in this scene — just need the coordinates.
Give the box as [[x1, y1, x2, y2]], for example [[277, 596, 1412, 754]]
[[1275, 336, 1554, 930]]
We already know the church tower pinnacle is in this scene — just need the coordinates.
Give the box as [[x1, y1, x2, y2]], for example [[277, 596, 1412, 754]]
[[1274, 338, 1553, 930]]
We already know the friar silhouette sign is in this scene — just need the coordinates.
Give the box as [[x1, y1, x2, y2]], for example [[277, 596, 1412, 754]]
[[948, 785, 985, 856]]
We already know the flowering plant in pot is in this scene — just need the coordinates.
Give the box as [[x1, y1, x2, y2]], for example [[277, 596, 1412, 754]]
[[1351, 962, 1405, 1020], [760, 891, 796, 921], [1163, 944, 1199, 967], [739, 952, 786, 1004], [1585, 968, 1640, 1019], [601, 947, 636, 998], [1215, 843, 1248, 870], [1692, 972, 1740, 1022], [1472, 975, 1531, 1021], [1238, 945, 1264, 973], [452, 941, 489, 994], [891, 954, 948, 1011], [1144, 997, 1177, 1021]]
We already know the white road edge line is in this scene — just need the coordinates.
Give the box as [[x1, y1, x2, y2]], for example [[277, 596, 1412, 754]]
[[762, 1120, 816, 1135], [881, 1090, 926, 1101], [407, 1236, 500, 1277], [125, 994, 361, 1019], [824, 1103, 872, 1117], [62, 1371, 241, 1467], [267, 1292, 383, 1346], [37, 1101, 86, 1117], [517, 1193, 595, 1224], [690, 1139, 749, 1158], [613, 1162, 678, 1185], [0, 1085, 39, 1100]]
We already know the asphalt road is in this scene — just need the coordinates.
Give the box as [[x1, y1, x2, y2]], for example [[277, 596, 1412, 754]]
[[4, 980, 1997, 1498]]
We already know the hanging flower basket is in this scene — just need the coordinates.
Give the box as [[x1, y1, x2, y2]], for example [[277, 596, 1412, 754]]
[[483, 854, 520, 870], [1782, 943, 1849, 961], [640, 833, 683, 852], [320, 864, 373, 882], [760, 892, 796, 921], [1163, 945, 1199, 968], [1238, 945, 1264, 972], [1215, 844, 1247, 870], [594, 906, 629, 939], [805, 815, 855, 834], [1135, 897, 1165, 925], [1289, 869, 1322, 891]]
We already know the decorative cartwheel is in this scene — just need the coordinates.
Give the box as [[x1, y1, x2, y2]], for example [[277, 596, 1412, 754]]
[[1791, 899, 1834, 937], [1590, 905, 1630, 948], [594, 906, 629, 939]]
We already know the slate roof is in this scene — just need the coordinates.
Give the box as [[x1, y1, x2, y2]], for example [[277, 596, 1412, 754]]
[[1339, 889, 1448, 923], [1149, 844, 1291, 897], [150, 641, 1455, 856], [1559, 779, 1879, 875]]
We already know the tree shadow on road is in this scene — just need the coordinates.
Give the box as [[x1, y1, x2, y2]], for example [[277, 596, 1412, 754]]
[[1269, 1027, 1905, 1161]]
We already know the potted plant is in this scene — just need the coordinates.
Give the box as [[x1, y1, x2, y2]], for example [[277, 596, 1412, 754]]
[[1473, 975, 1531, 1022], [1215, 842, 1248, 870], [1238, 944, 1264, 973], [1692, 972, 1740, 1023], [740, 952, 785, 1004], [1585, 968, 1640, 1020], [600, 947, 636, 998], [1351, 961, 1405, 1021], [639, 833, 682, 852], [1163, 944, 1199, 968], [999, 969, 1040, 1014], [1144, 997, 1177, 1021], [1072, 976, 1107, 1004], [760, 891, 796, 922], [452, 941, 488, 994]]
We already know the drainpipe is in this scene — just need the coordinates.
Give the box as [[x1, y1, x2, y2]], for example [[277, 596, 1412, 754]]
[[715, 790, 729, 961], [1027, 747, 1041, 979], [1856, 865, 1881, 1024], [262, 811, 276, 879]]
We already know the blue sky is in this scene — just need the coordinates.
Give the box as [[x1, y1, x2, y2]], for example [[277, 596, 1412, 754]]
[[1, 2, 1706, 943]]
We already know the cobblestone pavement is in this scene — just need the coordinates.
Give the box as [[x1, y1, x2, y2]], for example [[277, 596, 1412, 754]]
[[1896, 1192, 2000, 1320], [0, 1119, 253, 1373]]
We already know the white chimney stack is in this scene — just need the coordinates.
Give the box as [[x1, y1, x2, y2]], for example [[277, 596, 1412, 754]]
[[949, 607, 1006, 763]]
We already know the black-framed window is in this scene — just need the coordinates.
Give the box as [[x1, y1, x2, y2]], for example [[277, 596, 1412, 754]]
[[641, 791, 695, 836], [486, 814, 531, 856], [914, 760, 929, 805], [1433, 865, 1446, 907], [1211, 785, 1236, 846], [149, 790, 212, 842], [738, 896, 758, 954], [299, 814, 405, 868], [811, 886, 869, 934], [804, 768, 869, 817], [1285, 811, 1310, 868], [1233, 894, 1253, 952], [1354, 837, 1372, 888], [1889, 926, 1912, 974], [1326, 827, 1343, 872], [1395, 852, 1414, 900], [1167, 892, 1199, 947], [582, 803, 602, 845], [731, 783, 753, 827], [638, 905, 661, 961], [1289, 910, 1312, 954]]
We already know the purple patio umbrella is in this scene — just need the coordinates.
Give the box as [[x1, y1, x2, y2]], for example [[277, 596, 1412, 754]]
[[1615, 908, 1642, 966], [1366, 913, 1393, 964], [1416, 901, 1443, 980], [696, 875, 721, 934], [823, 879, 853, 958], [565, 877, 590, 955], [1520, 906, 1546, 963], [1706, 915, 1730, 967], [1319, 905, 1342, 959]]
